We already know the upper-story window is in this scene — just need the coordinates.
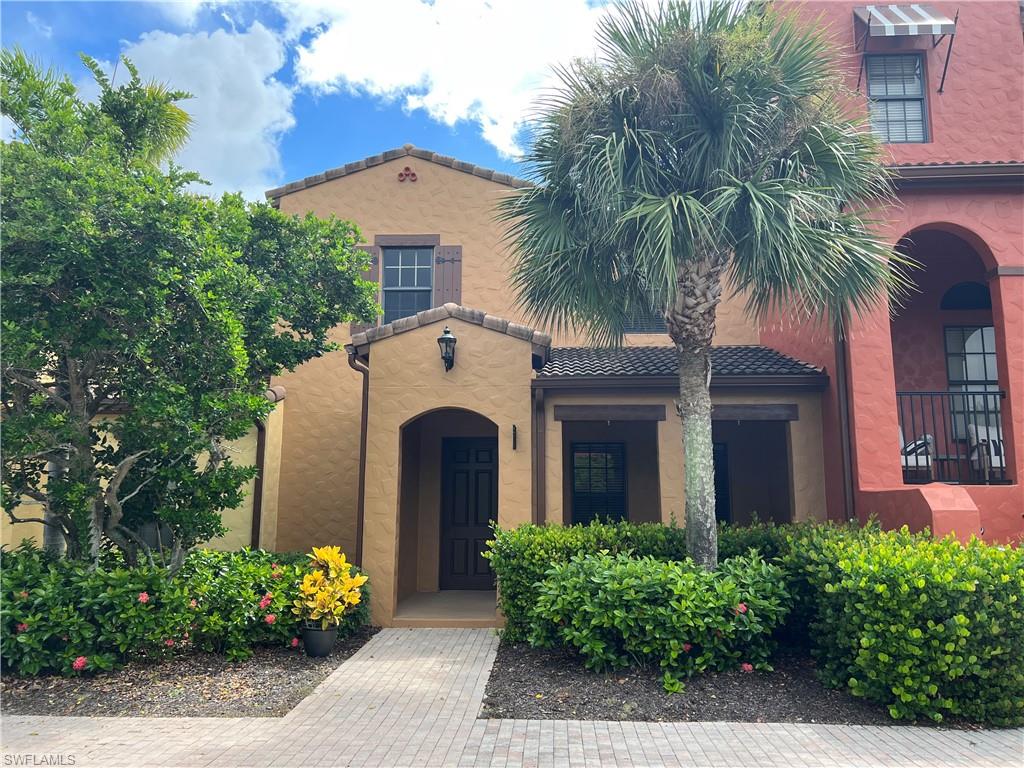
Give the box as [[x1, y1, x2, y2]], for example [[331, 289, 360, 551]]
[[865, 54, 928, 143], [381, 246, 433, 324]]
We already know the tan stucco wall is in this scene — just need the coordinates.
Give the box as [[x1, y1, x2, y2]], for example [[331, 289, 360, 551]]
[[362, 318, 535, 625], [1, 508, 44, 548], [270, 155, 760, 558], [543, 389, 827, 529]]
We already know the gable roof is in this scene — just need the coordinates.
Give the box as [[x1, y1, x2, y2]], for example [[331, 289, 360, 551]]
[[537, 346, 826, 388], [346, 303, 552, 364], [266, 144, 532, 201]]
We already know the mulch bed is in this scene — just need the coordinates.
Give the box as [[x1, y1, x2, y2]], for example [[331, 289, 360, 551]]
[[1, 626, 379, 718], [480, 643, 977, 729]]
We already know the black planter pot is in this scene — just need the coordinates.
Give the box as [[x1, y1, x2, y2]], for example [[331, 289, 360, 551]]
[[301, 625, 338, 657]]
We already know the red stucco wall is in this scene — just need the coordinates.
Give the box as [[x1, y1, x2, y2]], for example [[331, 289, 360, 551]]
[[770, 2, 1024, 541], [793, 1, 1024, 165]]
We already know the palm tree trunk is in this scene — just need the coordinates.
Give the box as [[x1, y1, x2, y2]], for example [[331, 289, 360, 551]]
[[668, 252, 726, 570], [677, 346, 718, 569]]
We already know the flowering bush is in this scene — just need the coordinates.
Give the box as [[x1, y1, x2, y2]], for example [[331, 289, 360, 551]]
[[0, 544, 370, 674], [529, 551, 790, 691], [292, 546, 368, 630]]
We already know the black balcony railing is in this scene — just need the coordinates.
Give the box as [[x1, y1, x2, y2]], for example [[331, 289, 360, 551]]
[[897, 390, 1008, 485]]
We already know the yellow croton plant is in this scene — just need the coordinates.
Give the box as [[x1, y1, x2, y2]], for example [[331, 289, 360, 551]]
[[292, 546, 368, 630]]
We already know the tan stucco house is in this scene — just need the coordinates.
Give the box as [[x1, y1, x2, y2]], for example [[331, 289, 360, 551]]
[[260, 144, 830, 627]]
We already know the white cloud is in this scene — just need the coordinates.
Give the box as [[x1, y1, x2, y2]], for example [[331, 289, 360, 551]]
[[120, 22, 294, 199], [26, 11, 53, 38], [289, 0, 616, 158], [155, 0, 206, 27]]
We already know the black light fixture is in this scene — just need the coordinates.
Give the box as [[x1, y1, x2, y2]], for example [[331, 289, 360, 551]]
[[437, 325, 457, 371]]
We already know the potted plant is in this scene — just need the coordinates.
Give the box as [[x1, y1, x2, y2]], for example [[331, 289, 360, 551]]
[[292, 546, 367, 657]]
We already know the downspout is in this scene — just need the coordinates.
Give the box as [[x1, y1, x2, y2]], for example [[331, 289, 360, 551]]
[[834, 329, 856, 522], [347, 349, 370, 567]]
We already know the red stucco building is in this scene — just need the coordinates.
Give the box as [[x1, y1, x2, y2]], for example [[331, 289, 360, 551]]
[[768, 2, 1024, 541]]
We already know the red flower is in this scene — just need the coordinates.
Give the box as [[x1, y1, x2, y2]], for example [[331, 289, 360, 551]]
[[290, 637, 300, 648], [271, 572, 282, 580], [15, 623, 28, 633], [137, 591, 150, 604], [183, 632, 189, 640], [682, 643, 692, 653], [164, 639, 175, 648], [271, 563, 279, 569], [264, 614, 276, 625], [259, 593, 273, 610], [18, 591, 29, 599], [72, 656, 88, 671], [741, 662, 754, 673], [189, 599, 198, 608], [735, 603, 748, 615]]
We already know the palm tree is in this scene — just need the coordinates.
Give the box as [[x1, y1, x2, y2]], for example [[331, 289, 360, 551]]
[[500, 1, 911, 568]]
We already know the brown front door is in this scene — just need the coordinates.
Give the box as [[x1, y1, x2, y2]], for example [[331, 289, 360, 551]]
[[440, 437, 497, 590]]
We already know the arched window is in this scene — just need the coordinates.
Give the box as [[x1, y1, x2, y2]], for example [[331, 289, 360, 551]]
[[940, 282, 991, 311]]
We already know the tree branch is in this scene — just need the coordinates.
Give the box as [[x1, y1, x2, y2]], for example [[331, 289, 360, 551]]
[[2, 370, 70, 411]]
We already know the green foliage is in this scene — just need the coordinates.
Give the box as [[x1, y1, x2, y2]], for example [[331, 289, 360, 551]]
[[486, 521, 689, 641], [791, 529, 1024, 726], [0, 49, 377, 564], [529, 552, 789, 689], [0, 544, 371, 674]]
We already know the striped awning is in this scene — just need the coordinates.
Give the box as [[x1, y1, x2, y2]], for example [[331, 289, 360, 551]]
[[854, 4, 957, 37]]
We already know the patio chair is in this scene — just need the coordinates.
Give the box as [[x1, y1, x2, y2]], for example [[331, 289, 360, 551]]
[[899, 426, 935, 480], [968, 423, 1005, 481]]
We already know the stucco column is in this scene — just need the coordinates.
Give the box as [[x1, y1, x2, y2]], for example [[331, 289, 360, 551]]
[[990, 273, 1024, 483], [846, 306, 905, 490]]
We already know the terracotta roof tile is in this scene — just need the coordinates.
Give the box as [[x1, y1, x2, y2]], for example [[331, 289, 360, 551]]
[[538, 346, 823, 379]]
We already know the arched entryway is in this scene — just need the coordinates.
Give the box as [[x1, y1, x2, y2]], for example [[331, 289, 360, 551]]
[[890, 227, 1009, 485], [395, 407, 498, 624]]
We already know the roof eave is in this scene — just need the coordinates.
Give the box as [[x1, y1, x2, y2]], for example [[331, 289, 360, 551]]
[[532, 373, 829, 391]]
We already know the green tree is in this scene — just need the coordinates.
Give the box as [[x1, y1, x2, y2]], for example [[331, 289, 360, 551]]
[[1, 50, 376, 568], [500, 2, 910, 568]]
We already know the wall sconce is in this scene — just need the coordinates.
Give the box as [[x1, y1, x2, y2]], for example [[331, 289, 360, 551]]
[[437, 326, 457, 371]]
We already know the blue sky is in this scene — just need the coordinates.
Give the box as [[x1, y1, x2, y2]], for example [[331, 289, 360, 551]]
[[2, 1, 622, 199]]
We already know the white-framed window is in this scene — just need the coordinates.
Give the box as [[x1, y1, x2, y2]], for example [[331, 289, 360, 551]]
[[381, 246, 433, 324]]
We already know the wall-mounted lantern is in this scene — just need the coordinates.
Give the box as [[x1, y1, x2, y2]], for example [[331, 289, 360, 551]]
[[437, 326, 457, 371]]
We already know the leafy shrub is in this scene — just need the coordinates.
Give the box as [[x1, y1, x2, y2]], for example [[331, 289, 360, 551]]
[[530, 551, 789, 690], [486, 521, 689, 641], [1, 544, 370, 674], [794, 529, 1024, 725]]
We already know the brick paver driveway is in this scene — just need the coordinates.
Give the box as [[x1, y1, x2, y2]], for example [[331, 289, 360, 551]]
[[2, 628, 1021, 767]]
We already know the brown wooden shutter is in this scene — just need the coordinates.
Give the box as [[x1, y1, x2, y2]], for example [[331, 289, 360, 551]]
[[432, 245, 462, 307], [351, 245, 380, 335]]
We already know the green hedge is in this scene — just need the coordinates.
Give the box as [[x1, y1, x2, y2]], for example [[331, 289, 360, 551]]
[[530, 551, 789, 690], [793, 529, 1024, 725], [487, 520, 1023, 725], [1, 544, 370, 675]]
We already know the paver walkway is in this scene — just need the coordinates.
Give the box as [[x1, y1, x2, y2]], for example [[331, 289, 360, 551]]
[[2, 628, 1021, 767]]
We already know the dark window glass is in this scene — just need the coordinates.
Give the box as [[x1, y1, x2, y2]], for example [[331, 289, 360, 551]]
[[866, 55, 928, 143], [382, 247, 433, 324], [945, 326, 1000, 439], [571, 442, 627, 524]]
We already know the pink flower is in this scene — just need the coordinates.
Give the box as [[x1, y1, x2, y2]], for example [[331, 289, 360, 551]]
[[183, 632, 189, 640], [137, 591, 150, 604], [164, 639, 175, 648], [189, 599, 198, 608], [290, 637, 300, 648], [271, 563, 279, 569], [735, 603, 748, 615], [258, 593, 273, 610], [18, 591, 29, 599], [72, 656, 88, 671], [264, 614, 276, 625], [682, 643, 692, 653], [740, 663, 754, 673], [15, 623, 28, 633], [271, 572, 282, 580]]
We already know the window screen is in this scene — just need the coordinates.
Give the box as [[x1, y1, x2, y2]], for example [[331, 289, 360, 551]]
[[571, 442, 627, 524], [945, 326, 1000, 439], [623, 307, 667, 334], [382, 247, 433, 324], [866, 55, 928, 143]]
